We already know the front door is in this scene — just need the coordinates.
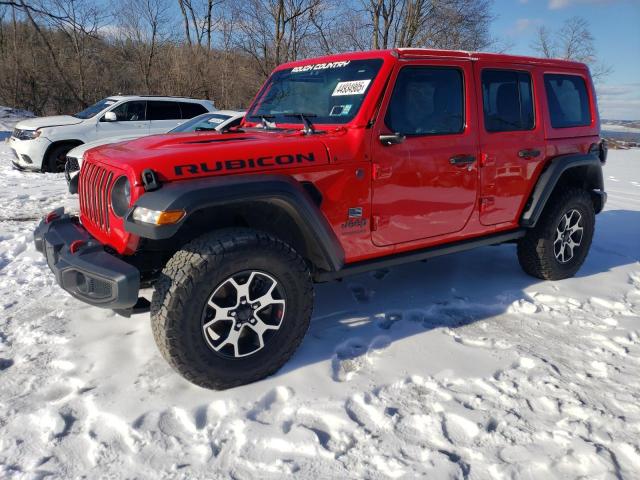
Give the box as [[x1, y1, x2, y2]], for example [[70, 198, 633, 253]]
[[371, 60, 480, 246], [96, 100, 149, 139], [475, 64, 546, 225]]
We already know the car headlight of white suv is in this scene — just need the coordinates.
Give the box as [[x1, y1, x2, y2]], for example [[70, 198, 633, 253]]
[[13, 128, 41, 140]]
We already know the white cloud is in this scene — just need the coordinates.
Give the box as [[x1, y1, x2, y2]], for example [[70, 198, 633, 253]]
[[549, 0, 621, 10], [596, 83, 640, 120], [507, 18, 541, 35]]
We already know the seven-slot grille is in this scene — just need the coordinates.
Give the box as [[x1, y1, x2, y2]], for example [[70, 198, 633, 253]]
[[79, 161, 116, 232]]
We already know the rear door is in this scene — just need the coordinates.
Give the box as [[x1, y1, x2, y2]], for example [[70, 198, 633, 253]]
[[370, 59, 480, 246], [475, 63, 546, 226], [147, 101, 183, 133]]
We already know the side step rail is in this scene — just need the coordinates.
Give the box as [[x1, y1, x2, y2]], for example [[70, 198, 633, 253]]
[[314, 229, 525, 282]]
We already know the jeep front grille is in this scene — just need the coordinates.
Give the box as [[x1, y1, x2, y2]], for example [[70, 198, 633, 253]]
[[79, 162, 115, 232]]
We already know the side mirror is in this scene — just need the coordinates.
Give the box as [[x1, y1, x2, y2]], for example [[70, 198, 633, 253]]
[[103, 111, 117, 122], [379, 133, 406, 146]]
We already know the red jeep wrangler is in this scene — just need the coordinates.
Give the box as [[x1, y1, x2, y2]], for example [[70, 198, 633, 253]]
[[35, 49, 607, 389]]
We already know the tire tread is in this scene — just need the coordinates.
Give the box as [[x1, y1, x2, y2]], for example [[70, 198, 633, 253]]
[[151, 228, 313, 390]]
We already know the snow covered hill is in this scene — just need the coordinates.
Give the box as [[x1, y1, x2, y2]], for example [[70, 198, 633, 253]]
[[0, 143, 639, 479]]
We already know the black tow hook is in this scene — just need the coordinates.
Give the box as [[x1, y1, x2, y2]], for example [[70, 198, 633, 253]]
[[142, 169, 161, 191]]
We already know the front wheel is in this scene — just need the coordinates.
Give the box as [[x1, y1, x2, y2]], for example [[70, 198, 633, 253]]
[[45, 144, 75, 173], [150, 228, 314, 389], [517, 188, 595, 280]]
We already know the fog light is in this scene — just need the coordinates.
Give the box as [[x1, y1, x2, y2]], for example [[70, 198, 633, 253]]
[[76, 272, 88, 293], [132, 207, 185, 225]]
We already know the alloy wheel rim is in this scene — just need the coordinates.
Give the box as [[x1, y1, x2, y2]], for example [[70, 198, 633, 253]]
[[554, 209, 584, 264], [201, 271, 286, 358]]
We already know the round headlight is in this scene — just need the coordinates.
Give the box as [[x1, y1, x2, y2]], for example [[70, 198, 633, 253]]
[[111, 176, 131, 217]]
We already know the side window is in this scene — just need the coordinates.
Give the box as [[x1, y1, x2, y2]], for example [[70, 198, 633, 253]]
[[109, 101, 146, 121], [544, 74, 591, 128], [147, 101, 181, 120], [482, 70, 534, 132], [180, 102, 207, 119], [385, 67, 464, 136]]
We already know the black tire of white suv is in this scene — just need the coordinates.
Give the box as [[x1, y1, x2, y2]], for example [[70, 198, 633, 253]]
[[517, 188, 595, 280], [150, 228, 314, 390], [45, 143, 76, 173]]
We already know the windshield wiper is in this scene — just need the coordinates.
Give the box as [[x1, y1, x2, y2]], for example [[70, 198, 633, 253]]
[[247, 114, 277, 130], [282, 112, 317, 135]]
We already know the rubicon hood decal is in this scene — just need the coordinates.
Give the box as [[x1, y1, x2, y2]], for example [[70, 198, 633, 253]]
[[175, 152, 316, 176], [85, 131, 331, 181]]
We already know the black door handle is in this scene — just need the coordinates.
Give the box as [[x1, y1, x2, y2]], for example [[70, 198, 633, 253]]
[[379, 133, 406, 146], [449, 155, 476, 166], [518, 149, 541, 159]]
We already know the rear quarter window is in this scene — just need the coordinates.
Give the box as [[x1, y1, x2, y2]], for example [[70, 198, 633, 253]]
[[544, 74, 591, 128]]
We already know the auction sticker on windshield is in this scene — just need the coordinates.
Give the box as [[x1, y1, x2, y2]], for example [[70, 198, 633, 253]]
[[332, 80, 371, 96]]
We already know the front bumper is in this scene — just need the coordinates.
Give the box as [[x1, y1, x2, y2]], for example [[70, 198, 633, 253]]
[[34, 208, 140, 309], [8, 135, 51, 171]]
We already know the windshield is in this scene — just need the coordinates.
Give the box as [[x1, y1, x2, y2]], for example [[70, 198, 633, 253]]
[[73, 98, 118, 119], [247, 59, 383, 125], [169, 113, 232, 133]]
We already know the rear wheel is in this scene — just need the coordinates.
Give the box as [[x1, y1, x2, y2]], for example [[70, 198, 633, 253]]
[[517, 188, 595, 280], [45, 143, 76, 173], [150, 228, 314, 389]]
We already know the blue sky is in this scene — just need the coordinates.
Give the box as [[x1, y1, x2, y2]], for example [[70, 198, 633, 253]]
[[491, 0, 640, 119]]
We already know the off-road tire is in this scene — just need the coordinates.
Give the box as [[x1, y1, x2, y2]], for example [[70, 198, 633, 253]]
[[45, 143, 75, 173], [517, 188, 595, 280], [150, 228, 314, 390]]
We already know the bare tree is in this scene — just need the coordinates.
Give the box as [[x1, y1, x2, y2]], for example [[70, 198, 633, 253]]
[[8, 0, 107, 106], [357, 0, 494, 51], [531, 16, 612, 81], [0, 0, 502, 115], [177, 0, 223, 49], [113, 0, 172, 92], [235, 0, 326, 77]]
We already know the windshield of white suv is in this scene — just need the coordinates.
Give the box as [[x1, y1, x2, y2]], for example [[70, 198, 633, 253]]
[[247, 59, 383, 125], [73, 98, 117, 119], [169, 113, 232, 133]]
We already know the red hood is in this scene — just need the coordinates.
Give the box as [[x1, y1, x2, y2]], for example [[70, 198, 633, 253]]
[[85, 130, 332, 184]]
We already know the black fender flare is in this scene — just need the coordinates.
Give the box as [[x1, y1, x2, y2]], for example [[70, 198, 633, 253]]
[[520, 153, 605, 228], [124, 174, 345, 272]]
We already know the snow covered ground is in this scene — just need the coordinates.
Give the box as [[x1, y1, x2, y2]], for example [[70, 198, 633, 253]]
[[0, 130, 639, 478]]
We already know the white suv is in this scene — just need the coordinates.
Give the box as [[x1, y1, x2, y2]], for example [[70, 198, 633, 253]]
[[8, 96, 214, 172], [65, 110, 245, 191]]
